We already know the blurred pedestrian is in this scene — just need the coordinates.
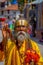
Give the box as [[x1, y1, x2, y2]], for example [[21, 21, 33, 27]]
[[12, 17, 16, 37], [30, 16, 36, 37], [40, 31, 43, 42], [27, 24, 32, 36]]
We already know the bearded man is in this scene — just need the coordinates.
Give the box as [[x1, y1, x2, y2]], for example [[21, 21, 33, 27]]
[[4, 18, 43, 65]]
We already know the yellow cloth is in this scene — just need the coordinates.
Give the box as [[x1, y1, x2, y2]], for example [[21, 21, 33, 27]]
[[5, 39, 43, 65], [0, 50, 4, 61]]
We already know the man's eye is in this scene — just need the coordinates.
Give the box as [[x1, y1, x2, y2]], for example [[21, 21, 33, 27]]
[[22, 26, 25, 27], [16, 26, 27, 28], [16, 26, 20, 28]]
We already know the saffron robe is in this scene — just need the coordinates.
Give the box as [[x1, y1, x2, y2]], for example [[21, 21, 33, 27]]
[[5, 39, 43, 65]]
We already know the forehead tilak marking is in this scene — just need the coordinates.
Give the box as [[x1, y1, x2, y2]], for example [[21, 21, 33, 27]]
[[21, 20, 25, 25], [19, 20, 24, 25]]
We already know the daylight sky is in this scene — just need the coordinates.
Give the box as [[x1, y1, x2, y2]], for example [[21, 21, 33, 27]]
[[36, 0, 43, 2], [30, 0, 43, 4], [33, 0, 43, 3]]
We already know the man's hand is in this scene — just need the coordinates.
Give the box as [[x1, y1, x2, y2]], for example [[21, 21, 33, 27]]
[[2, 30, 7, 38]]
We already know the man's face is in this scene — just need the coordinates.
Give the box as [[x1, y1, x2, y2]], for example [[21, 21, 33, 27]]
[[15, 25, 27, 32], [15, 25, 29, 44]]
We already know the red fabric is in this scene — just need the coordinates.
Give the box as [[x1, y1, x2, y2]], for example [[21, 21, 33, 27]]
[[25, 49, 40, 63], [27, 29, 32, 34], [0, 18, 6, 21]]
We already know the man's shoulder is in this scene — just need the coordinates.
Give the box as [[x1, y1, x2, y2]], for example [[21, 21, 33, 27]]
[[29, 39, 38, 46], [30, 39, 37, 43], [29, 39, 40, 52]]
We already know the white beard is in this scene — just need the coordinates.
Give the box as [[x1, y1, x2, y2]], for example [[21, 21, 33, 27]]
[[16, 31, 30, 43], [17, 34, 25, 42]]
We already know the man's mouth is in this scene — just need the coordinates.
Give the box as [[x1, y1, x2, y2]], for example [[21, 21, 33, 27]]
[[18, 32, 25, 36]]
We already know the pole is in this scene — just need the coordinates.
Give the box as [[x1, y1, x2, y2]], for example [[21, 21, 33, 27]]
[[29, 0, 32, 10], [24, 0, 27, 7]]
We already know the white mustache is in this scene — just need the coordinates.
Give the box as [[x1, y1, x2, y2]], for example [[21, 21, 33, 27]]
[[16, 31, 30, 39], [17, 31, 25, 36]]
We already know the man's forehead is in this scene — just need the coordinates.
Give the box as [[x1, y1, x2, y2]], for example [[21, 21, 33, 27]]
[[18, 20, 26, 25], [15, 19, 28, 27]]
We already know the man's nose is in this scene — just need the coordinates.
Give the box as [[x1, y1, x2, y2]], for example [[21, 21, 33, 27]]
[[20, 27, 23, 31]]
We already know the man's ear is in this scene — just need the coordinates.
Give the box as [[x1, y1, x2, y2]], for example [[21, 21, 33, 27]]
[[27, 25, 29, 32], [26, 26, 28, 32]]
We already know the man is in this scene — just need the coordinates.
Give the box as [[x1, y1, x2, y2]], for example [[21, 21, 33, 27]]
[[4, 17, 43, 65], [30, 16, 36, 37]]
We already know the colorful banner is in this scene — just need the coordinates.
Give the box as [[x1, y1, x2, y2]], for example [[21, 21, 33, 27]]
[[11, 0, 18, 4]]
